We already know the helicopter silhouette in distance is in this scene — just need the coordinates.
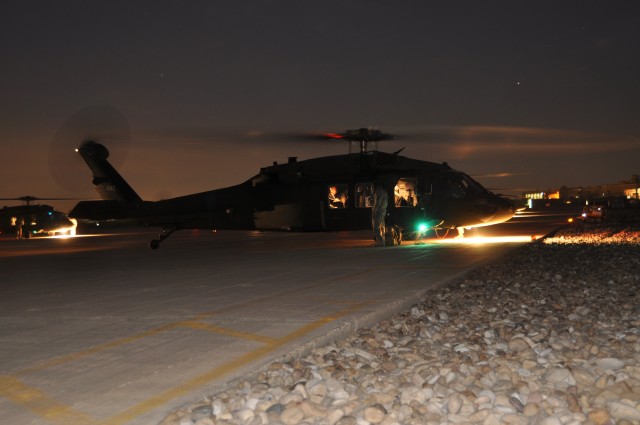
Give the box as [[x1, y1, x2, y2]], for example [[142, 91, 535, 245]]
[[68, 128, 516, 249], [0, 196, 78, 238]]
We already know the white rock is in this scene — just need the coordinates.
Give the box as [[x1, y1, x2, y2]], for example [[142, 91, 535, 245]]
[[351, 348, 376, 361], [328, 409, 344, 425], [447, 394, 463, 414], [280, 406, 304, 425], [234, 408, 254, 423], [193, 418, 214, 425], [363, 404, 387, 423], [517, 368, 532, 377], [438, 311, 449, 321], [477, 389, 496, 405], [544, 367, 576, 385], [211, 399, 225, 416], [540, 417, 562, 425], [570, 365, 595, 385], [482, 412, 503, 425], [609, 400, 640, 421], [299, 400, 327, 417], [281, 392, 304, 405], [410, 307, 424, 318], [596, 357, 625, 370], [468, 408, 490, 423], [293, 382, 308, 398], [454, 344, 470, 352], [245, 397, 260, 410], [331, 388, 350, 401], [400, 386, 426, 404], [306, 379, 327, 404]]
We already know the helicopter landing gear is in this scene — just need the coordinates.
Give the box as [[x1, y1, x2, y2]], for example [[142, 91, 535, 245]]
[[385, 225, 402, 246], [150, 228, 176, 249]]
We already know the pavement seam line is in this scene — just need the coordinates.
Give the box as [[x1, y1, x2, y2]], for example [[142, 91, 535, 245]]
[[16, 268, 380, 376], [97, 301, 371, 425], [8, 270, 380, 424], [15, 322, 182, 376]]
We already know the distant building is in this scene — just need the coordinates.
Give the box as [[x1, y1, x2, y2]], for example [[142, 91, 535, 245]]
[[523, 178, 639, 209]]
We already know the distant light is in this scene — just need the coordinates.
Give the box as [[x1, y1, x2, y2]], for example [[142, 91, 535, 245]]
[[75, 148, 79, 152]]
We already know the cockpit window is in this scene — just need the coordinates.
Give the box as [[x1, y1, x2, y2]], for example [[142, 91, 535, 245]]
[[394, 178, 418, 207], [328, 184, 349, 208], [443, 175, 468, 198], [434, 173, 486, 199], [461, 174, 489, 195], [355, 183, 373, 208]]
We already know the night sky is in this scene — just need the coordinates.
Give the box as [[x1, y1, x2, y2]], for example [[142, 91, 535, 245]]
[[2, 1, 639, 211]]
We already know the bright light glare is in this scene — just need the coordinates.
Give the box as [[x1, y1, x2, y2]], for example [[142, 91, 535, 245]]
[[50, 233, 72, 239], [432, 235, 539, 244], [47, 219, 78, 238], [44, 233, 105, 239]]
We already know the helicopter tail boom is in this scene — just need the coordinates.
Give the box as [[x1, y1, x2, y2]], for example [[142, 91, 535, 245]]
[[77, 141, 142, 204]]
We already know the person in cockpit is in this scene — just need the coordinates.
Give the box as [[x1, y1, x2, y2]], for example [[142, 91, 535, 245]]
[[328, 186, 340, 208]]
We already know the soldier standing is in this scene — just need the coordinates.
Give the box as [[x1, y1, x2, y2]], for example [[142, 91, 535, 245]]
[[371, 183, 388, 247], [16, 216, 24, 239]]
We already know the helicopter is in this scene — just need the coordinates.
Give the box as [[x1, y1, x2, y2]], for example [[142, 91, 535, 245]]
[[68, 128, 516, 249], [0, 196, 77, 238]]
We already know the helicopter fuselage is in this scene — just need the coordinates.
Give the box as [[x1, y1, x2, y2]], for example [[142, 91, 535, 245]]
[[0, 204, 76, 238], [70, 144, 516, 243]]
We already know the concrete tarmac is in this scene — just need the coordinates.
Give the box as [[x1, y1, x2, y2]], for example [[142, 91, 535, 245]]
[[0, 211, 567, 424]]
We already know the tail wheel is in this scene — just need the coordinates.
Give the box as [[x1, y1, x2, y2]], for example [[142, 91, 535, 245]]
[[385, 225, 402, 246]]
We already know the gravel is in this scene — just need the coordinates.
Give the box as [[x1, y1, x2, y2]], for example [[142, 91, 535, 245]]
[[162, 215, 640, 425]]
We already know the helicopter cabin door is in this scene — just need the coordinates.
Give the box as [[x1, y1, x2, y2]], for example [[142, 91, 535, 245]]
[[323, 183, 373, 230]]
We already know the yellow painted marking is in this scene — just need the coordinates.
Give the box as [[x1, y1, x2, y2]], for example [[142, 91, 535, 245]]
[[17, 267, 380, 376], [9, 267, 379, 424], [177, 321, 277, 344], [98, 301, 371, 425], [16, 322, 182, 376], [0, 376, 96, 425]]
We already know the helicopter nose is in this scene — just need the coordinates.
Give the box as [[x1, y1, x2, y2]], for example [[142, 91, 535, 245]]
[[494, 197, 518, 220], [474, 200, 498, 222]]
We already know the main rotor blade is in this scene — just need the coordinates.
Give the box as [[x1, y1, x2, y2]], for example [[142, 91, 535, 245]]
[[49, 105, 131, 192]]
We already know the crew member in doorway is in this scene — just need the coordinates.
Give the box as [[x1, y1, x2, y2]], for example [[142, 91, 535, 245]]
[[15, 216, 24, 239], [372, 182, 388, 247], [328, 186, 342, 208]]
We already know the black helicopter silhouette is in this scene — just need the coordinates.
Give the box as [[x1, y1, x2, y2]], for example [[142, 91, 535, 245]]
[[0, 196, 77, 238], [68, 128, 516, 249]]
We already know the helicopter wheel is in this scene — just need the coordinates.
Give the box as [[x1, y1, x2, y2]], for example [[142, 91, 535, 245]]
[[150, 227, 176, 249], [385, 225, 402, 246]]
